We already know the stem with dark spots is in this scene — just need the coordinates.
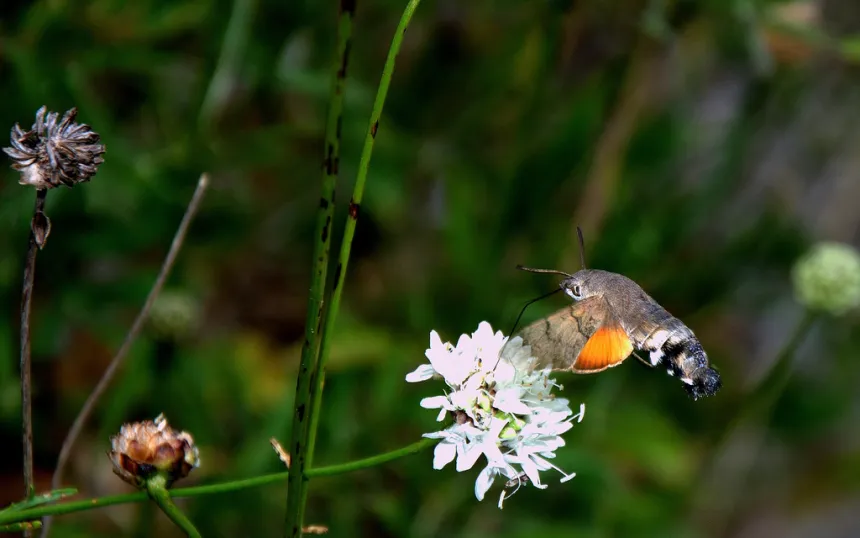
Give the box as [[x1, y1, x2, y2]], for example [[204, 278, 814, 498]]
[[304, 0, 423, 504], [0, 438, 437, 527], [21, 187, 47, 508], [284, 1, 354, 535], [42, 174, 209, 538], [0, 521, 41, 533]]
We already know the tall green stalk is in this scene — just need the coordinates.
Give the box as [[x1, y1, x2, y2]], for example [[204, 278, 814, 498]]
[[307, 0, 423, 463], [285, 1, 355, 536], [286, 0, 424, 535]]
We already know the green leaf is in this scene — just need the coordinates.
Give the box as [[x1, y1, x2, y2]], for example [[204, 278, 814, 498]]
[[1, 488, 78, 513]]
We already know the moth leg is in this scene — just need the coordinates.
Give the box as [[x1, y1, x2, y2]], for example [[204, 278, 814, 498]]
[[631, 350, 654, 368]]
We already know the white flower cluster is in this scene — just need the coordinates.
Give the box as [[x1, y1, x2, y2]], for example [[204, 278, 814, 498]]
[[792, 241, 860, 316], [407, 322, 583, 508]]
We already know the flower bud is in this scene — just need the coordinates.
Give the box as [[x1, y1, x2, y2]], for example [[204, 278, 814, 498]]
[[3, 106, 105, 189], [108, 413, 200, 488], [792, 242, 860, 316]]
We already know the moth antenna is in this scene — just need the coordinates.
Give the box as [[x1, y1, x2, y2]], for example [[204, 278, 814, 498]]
[[516, 265, 573, 278], [576, 226, 587, 269]]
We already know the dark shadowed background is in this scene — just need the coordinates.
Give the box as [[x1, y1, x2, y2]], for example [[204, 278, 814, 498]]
[[1, 0, 859, 536]]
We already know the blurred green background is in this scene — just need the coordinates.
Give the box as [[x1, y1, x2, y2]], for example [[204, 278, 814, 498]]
[[1, 0, 860, 536]]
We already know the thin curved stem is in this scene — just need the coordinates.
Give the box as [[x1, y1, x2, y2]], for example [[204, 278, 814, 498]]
[[0, 438, 436, 526], [306, 438, 435, 478], [145, 475, 201, 538], [197, 0, 256, 130], [43, 174, 209, 537], [737, 311, 817, 421], [21, 188, 48, 507]]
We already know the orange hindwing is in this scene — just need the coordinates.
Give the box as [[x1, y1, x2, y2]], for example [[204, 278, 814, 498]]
[[573, 323, 633, 373]]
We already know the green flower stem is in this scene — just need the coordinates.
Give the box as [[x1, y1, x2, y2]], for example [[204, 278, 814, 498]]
[[306, 438, 435, 478], [304, 0, 423, 495], [145, 475, 201, 538], [1, 492, 147, 525], [688, 311, 818, 528], [718, 310, 817, 440], [285, 0, 355, 535], [742, 311, 817, 420], [0, 439, 436, 526]]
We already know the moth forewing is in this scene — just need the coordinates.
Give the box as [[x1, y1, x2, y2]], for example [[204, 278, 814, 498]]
[[517, 296, 634, 373]]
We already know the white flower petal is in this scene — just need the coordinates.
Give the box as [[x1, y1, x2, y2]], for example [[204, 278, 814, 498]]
[[482, 443, 506, 468], [405, 363, 436, 382], [530, 454, 554, 471], [458, 423, 484, 439], [456, 441, 484, 472], [474, 465, 497, 501], [508, 450, 543, 489], [473, 321, 494, 342], [449, 389, 477, 412], [487, 416, 508, 439], [428, 330, 445, 352], [420, 396, 453, 410], [493, 387, 531, 415], [433, 441, 457, 470], [491, 359, 516, 385]]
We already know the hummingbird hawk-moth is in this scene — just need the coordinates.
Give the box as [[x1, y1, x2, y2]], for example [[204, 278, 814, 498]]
[[516, 231, 722, 400]]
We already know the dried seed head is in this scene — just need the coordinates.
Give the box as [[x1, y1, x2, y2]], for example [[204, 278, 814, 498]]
[[3, 106, 105, 189], [108, 413, 200, 488]]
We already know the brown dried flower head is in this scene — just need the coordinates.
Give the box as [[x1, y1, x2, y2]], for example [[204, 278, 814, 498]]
[[3, 106, 105, 189], [108, 413, 200, 488]]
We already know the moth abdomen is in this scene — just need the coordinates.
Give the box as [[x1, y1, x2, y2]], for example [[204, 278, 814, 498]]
[[662, 337, 721, 399], [686, 366, 721, 400]]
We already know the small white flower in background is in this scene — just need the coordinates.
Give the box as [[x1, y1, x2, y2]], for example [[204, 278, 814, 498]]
[[792, 242, 860, 316], [407, 322, 584, 507]]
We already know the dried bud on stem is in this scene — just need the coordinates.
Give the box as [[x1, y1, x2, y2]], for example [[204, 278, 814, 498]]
[[108, 414, 200, 488]]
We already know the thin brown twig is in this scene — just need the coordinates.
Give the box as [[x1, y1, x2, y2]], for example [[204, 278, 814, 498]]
[[21, 188, 48, 507], [41, 173, 209, 537]]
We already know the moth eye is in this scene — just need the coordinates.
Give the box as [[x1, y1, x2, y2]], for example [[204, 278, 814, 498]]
[[573, 285, 582, 297]]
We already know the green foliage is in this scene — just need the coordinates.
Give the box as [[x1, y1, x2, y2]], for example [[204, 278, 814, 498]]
[[1, 0, 860, 536]]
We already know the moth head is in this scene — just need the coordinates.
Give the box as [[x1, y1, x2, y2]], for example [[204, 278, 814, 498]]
[[559, 269, 621, 301], [559, 270, 594, 301]]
